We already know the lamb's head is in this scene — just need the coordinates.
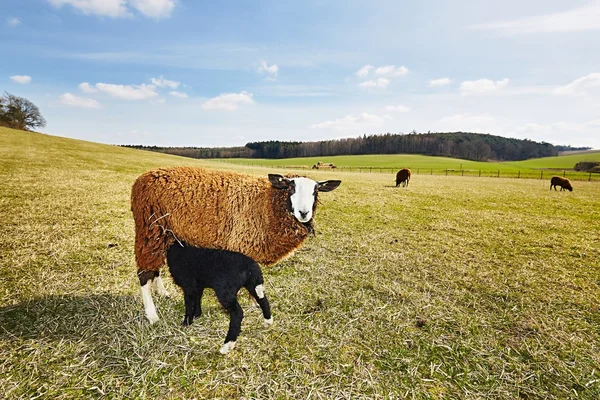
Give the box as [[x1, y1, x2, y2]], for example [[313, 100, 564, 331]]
[[268, 174, 341, 223]]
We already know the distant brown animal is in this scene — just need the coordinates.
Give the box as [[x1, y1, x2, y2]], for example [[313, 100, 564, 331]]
[[395, 168, 411, 187], [550, 176, 573, 192]]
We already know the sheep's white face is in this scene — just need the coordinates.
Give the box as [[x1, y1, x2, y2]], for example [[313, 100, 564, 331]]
[[289, 177, 318, 223], [268, 174, 342, 224]]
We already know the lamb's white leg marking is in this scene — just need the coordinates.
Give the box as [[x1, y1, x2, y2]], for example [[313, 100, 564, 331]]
[[153, 276, 170, 298], [255, 284, 265, 299], [264, 317, 273, 327], [141, 282, 159, 324], [219, 341, 236, 354]]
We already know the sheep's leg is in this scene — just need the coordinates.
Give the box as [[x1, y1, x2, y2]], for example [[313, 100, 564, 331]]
[[138, 270, 159, 324], [216, 293, 243, 354], [246, 283, 273, 327], [152, 271, 170, 298]]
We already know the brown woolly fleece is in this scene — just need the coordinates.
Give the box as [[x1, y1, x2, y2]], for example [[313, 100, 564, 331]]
[[550, 176, 573, 191], [131, 167, 312, 272]]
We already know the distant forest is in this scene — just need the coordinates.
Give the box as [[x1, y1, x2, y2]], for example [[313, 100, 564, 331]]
[[123, 132, 591, 162]]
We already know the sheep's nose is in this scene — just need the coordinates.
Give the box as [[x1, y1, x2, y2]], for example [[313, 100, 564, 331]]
[[299, 211, 309, 219]]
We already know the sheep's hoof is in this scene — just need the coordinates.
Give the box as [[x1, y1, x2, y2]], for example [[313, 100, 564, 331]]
[[264, 317, 273, 328], [219, 341, 236, 354], [181, 316, 194, 326], [146, 313, 159, 324]]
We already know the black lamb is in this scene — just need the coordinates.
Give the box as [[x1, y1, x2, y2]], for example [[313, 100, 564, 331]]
[[166, 243, 273, 354]]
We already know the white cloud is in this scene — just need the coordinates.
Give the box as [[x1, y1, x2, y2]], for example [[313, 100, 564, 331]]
[[150, 75, 180, 89], [384, 104, 411, 112], [375, 65, 409, 77], [516, 121, 590, 135], [202, 91, 254, 111], [96, 83, 158, 100], [129, 0, 175, 19], [169, 90, 188, 98], [59, 93, 102, 108], [429, 78, 452, 87], [356, 65, 373, 77], [9, 75, 32, 84], [553, 73, 600, 96], [358, 78, 390, 89], [311, 112, 388, 130], [459, 78, 509, 95], [512, 120, 600, 145], [468, 2, 600, 35], [440, 113, 498, 132], [49, 0, 130, 17], [79, 82, 99, 93], [6, 17, 21, 26], [258, 61, 278, 81], [48, 0, 175, 19]]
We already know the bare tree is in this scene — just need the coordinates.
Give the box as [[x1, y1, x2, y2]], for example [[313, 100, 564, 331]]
[[0, 92, 46, 131]]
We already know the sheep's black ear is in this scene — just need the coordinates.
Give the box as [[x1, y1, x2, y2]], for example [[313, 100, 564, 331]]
[[268, 174, 290, 189], [317, 180, 341, 192]]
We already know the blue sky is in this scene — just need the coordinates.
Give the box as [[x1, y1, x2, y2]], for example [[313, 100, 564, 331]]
[[2, 0, 600, 148]]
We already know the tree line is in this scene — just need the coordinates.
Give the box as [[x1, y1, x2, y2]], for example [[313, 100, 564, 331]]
[[125, 132, 569, 161]]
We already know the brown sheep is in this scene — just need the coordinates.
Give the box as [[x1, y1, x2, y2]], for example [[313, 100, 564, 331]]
[[550, 176, 573, 192], [395, 168, 411, 187], [131, 167, 341, 323]]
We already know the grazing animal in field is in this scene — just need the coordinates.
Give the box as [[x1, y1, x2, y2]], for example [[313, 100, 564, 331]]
[[131, 167, 341, 324], [550, 176, 573, 192], [312, 162, 337, 169], [167, 243, 272, 354], [395, 168, 411, 187]]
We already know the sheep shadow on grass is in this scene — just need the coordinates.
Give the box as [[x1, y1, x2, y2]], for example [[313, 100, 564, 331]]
[[0, 293, 238, 397], [0, 294, 142, 341], [0, 292, 266, 353]]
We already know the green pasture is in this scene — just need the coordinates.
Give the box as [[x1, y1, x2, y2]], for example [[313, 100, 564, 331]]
[[509, 150, 600, 169], [1, 127, 599, 399], [217, 152, 600, 181], [217, 154, 510, 170]]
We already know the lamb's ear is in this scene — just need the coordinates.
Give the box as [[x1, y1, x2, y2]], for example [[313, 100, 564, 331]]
[[268, 174, 291, 190], [317, 180, 342, 192]]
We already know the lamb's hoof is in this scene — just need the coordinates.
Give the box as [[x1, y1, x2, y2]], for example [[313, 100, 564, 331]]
[[181, 317, 193, 326], [219, 341, 236, 355], [146, 313, 159, 325], [264, 317, 273, 328]]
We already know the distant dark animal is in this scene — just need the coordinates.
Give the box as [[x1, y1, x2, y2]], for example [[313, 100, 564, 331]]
[[550, 176, 573, 192], [167, 243, 272, 354], [395, 168, 411, 187]]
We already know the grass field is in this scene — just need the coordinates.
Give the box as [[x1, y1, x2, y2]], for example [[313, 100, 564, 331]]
[[1, 127, 600, 399], [217, 152, 600, 181]]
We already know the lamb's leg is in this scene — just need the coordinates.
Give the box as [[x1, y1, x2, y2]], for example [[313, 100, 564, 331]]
[[246, 283, 273, 327], [138, 270, 159, 324], [182, 288, 199, 326], [216, 293, 243, 354], [194, 288, 204, 318], [152, 271, 170, 298]]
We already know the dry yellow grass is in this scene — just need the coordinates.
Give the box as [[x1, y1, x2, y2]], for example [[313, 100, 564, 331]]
[[1, 127, 599, 399]]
